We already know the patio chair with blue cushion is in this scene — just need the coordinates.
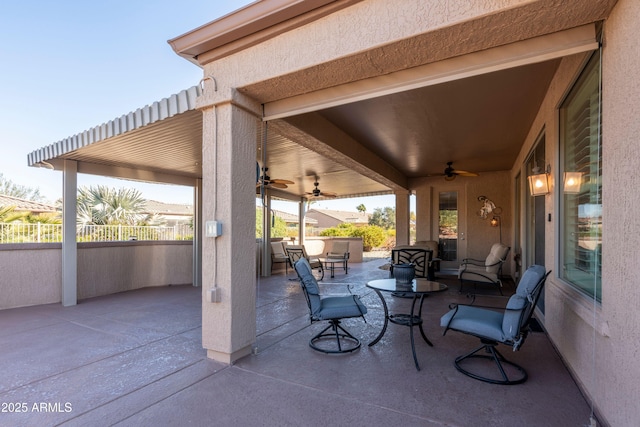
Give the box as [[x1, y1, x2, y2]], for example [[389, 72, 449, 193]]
[[293, 257, 367, 354], [441, 265, 550, 385]]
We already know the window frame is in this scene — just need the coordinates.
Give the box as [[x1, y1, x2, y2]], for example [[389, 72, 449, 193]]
[[558, 49, 602, 303]]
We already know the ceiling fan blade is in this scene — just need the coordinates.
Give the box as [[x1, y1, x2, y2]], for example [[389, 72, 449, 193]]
[[454, 170, 479, 177], [269, 182, 288, 189], [271, 179, 294, 185], [321, 191, 337, 197]]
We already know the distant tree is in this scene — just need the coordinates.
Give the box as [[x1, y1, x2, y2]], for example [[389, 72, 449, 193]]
[[356, 204, 366, 213], [256, 209, 287, 238], [0, 205, 24, 223], [77, 186, 147, 226], [0, 173, 44, 202], [369, 206, 395, 229]]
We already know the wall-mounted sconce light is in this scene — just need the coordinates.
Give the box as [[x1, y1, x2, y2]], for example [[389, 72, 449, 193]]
[[490, 216, 500, 227], [563, 171, 583, 194], [528, 165, 550, 196]]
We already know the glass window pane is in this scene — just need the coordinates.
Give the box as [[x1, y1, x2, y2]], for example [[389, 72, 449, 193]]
[[560, 50, 602, 302], [438, 191, 457, 261]]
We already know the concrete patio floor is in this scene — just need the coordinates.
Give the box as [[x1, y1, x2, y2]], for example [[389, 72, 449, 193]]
[[0, 257, 596, 426]]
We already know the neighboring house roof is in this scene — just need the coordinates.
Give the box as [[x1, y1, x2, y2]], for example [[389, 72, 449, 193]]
[[306, 208, 370, 224], [270, 209, 318, 225], [0, 194, 56, 214], [144, 200, 193, 217]]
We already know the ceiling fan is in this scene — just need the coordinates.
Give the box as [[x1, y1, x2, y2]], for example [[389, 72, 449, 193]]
[[305, 181, 337, 198], [438, 161, 479, 181], [256, 166, 294, 189]]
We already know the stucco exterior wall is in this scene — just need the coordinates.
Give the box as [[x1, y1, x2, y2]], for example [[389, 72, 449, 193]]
[[0, 242, 193, 310], [506, 0, 640, 424], [201, 0, 601, 105], [410, 171, 512, 276], [77, 241, 193, 299], [0, 244, 62, 309], [597, 0, 640, 424]]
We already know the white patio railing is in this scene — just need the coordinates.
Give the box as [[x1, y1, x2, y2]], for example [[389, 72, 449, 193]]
[[0, 223, 193, 243]]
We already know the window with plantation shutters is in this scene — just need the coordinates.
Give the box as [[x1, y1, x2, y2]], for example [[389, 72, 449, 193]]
[[559, 50, 602, 302]]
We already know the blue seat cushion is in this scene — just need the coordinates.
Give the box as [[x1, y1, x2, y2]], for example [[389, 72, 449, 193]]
[[440, 305, 506, 342], [316, 295, 367, 321]]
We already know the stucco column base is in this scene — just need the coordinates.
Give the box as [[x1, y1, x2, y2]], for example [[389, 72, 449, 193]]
[[207, 345, 253, 365]]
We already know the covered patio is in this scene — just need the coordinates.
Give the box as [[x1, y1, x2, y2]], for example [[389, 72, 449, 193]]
[[0, 259, 592, 426], [21, 0, 640, 424]]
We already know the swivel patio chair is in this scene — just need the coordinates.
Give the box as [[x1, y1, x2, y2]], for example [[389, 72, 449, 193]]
[[326, 241, 350, 274], [293, 257, 368, 354], [441, 265, 550, 385], [287, 244, 323, 280], [458, 243, 510, 295]]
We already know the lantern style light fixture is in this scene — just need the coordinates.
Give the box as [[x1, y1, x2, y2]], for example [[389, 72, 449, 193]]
[[528, 165, 550, 196], [563, 171, 583, 194], [490, 216, 500, 227]]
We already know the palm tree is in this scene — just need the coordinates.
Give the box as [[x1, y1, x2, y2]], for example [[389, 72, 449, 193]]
[[356, 204, 366, 213], [77, 186, 147, 226], [0, 205, 24, 223]]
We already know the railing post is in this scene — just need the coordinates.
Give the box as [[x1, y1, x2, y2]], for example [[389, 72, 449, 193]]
[[37, 222, 41, 243]]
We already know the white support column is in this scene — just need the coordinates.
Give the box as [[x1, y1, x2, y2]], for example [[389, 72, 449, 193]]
[[298, 199, 306, 245], [193, 179, 203, 287], [395, 190, 410, 246], [415, 187, 433, 242], [199, 88, 260, 364], [261, 193, 272, 277], [62, 159, 78, 307]]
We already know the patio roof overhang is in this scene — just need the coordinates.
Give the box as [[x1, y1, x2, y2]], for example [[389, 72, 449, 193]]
[[27, 86, 203, 187], [26, 0, 611, 204]]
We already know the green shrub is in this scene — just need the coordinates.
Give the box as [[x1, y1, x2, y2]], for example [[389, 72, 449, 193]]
[[353, 225, 386, 251], [320, 223, 357, 237]]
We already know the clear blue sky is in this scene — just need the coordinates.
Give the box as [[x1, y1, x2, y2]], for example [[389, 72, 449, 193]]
[[0, 0, 397, 214]]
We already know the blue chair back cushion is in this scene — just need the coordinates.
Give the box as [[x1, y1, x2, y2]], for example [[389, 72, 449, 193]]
[[294, 257, 367, 321], [294, 258, 322, 316], [501, 265, 546, 340]]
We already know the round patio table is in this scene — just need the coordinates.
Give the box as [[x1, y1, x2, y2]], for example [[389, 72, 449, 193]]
[[366, 278, 448, 371]]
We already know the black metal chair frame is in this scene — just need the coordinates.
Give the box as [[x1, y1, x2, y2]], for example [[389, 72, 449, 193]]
[[326, 244, 350, 275], [458, 246, 510, 295], [287, 247, 324, 281], [443, 269, 551, 385], [390, 248, 432, 298]]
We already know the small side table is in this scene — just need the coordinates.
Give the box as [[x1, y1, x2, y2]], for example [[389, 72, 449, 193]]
[[320, 257, 348, 278]]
